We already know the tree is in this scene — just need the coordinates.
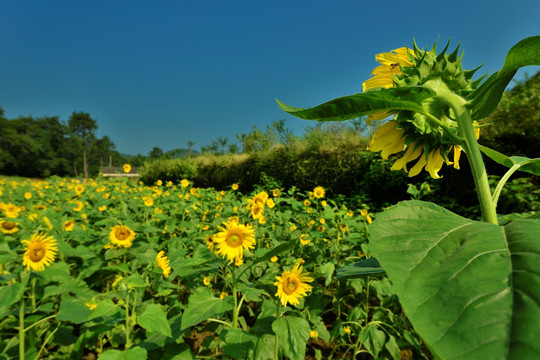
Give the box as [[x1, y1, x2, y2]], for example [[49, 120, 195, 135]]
[[148, 147, 165, 159], [68, 112, 98, 178]]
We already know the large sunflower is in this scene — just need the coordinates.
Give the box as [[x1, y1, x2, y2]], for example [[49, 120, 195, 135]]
[[22, 233, 58, 272], [274, 262, 314, 307], [109, 225, 136, 248], [213, 220, 256, 263]]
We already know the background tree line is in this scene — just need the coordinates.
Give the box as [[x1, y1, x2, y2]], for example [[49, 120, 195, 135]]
[[0, 71, 538, 179]]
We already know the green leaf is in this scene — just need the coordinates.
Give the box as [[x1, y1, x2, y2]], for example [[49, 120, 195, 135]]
[[169, 250, 220, 279], [180, 287, 234, 330], [470, 35, 540, 119], [359, 324, 386, 358], [277, 86, 435, 121], [370, 200, 540, 360], [272, 315, 310, 360], [336, 258, 385, 279], [57, 297, 92, 324], [252, 240, 295, 266], [220, 328, 257, 359], [137, 304, 172, 337], [317, 262, 335, 286], [479, 145, 540, 176], [0, 283, 24, 315], [124, 273, 147, 289], [88, 299, 121, 320], [97, 346, 147, 360]]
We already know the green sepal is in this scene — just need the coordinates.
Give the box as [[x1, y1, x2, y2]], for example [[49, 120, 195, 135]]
[[276, 86, 435, 121], [470, 35, 540, 120]]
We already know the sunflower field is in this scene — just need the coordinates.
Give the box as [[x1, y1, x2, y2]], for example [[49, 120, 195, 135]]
[[0, 175, 429, 360]]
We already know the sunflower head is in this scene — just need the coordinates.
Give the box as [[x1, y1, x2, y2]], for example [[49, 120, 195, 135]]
[[0, 220, 19, 234], [22, 233, 58, 272], [123, 164, 132, 173], [274, 262, 314, 307], [109, 225, 136, 248], [213, 220, 256, 264], [156, 250, 172, 278]]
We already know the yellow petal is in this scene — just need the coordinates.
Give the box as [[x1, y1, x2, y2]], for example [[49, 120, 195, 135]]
[[453, 146, 462, 170], [425, 149, 445, 179], [362, 75, 394, 92], [366, 110, 394, 125], [409, 152, 427, 177], [391, 142, 422, 172]]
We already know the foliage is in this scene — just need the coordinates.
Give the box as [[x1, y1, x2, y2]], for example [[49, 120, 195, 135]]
[[0, 175, 426, 359]]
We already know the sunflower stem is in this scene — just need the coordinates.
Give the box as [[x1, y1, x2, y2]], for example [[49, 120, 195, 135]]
[[440, 91, 498, 224], [232, 271, 238, 329], [125, 290, 132, 349], [19, 297, 25, 360], [274, 301, 281, 360]]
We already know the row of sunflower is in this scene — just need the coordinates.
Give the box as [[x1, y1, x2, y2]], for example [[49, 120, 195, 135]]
[[0, 175, 426, 359]]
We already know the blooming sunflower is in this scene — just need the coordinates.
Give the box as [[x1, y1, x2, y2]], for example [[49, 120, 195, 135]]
[[74, 185, 85, 195], [274, 262, 314, 307], [180, 179, 189, 188], [123, 164, 132, 173], [213, 220, 256, 264], [156, 251, 172, 278], [0, 220, 19, 234], [63, 219, 75, 232], [3, 203, 22, 218], [312, 186, 325, 199], [109, 225, 136, 248], [22, 233, 58, 272]]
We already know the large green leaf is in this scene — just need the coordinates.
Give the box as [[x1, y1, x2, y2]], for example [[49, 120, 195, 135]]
[[470, 36, 540, 119], [180, 287, 234, 330], [272, 315, 310, 360], [220, 328, 257, 359], [137, 304, 172, 337], [276, 86, 435, 121], [337, 257, 385, 279], [370, 200, 540, 359], [0, 283, 24, 315]]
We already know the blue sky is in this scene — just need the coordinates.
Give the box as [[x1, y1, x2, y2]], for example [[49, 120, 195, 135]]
[[1, 1, 539, 155]]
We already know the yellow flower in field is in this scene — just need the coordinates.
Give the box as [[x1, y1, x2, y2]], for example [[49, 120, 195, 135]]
[[98, 205, 107, 212], [181, 179, 189, 188], [360, 209, 373, 224], [3, 203, 22, 218], [85, 302, 97, 310], [312, 186, 325, 199], [143, 196, 154, 207], [43, 216, 53, 230], [213, 220, 256, 264], [299, 235, 310, 246], [220, 292, 228, 299], [63, 219, 75, 232], [206, 235, 215, 250], [156, 251, 172, 278], [109, 225, 136, 248], [235, 257, 244, 266], [24, 192, 32, 200], [231, 183, 239, 190], [343, 326, 351, 335], [321, 200, 327, 207], [274, 262, 313, 307], [72, 201, 84, 212], [0, 220, 19, 234], [270, 256, 278, 263], [22, 233, 58, 272], [156, 179, 163, 186], [74, 184, 85, 195], [112, 275, 123, 288], [303, 200, 311, 207], [203, 276, 211, 286], [250, 203, 264, 220], [272, 188, 280, 197], [289, 224, 297, 232], [250, 191, 269, 208], [258, 216, 266, 224], [266, 198, 275, 209], [123, 164, 131, 174], [319, 218, 325, 224], [309, 330, 319, 339]]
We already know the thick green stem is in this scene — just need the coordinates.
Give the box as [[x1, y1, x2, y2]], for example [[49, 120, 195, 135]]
[[19, 298, 25, 360], [232, 272, 238, 329], [440, 92, 498, 224]]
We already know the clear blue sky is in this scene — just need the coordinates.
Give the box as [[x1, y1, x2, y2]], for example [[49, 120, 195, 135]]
[[1, 1, 539, 155]]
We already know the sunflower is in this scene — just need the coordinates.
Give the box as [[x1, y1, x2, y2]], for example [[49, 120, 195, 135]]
[[74, 185, 85, 195], [250, 203, 265, 220], [63, 219, 75, 232], [72, 201, 84, 212], [109, 225, 136, 248], [231, 183, 239, 191], [143, 196, 154, 207], [213, 220, 256, 264], [3, 203, 22, 218], [0, 220, 19, 234], [22, 233, 58, 272], [274, 262, 314, 307], [312, 186, 325, 199], [24, 192, 32, 200], [156, 251, 172, 278], [123, 164, 132, 173], [181, 179, 189, 188]]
